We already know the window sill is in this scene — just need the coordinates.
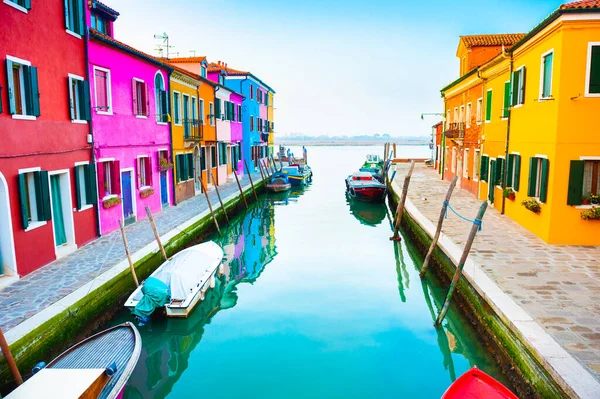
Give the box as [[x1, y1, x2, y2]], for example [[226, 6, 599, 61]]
[[584, 93, 600, 98], [156, 122, 169, 126], [77, 204, 94, 212], [102, 194, 118, 201], [65, 29, 82, 39], [12, 114, 36, 121], [135, 115, 148, 119], [538, 97, 554, 102], [473, 177, 479, 182], [96, 110, 113, 116], [484, 120, 491, 124], [174, 123, 182, 126], [25, 221, 47, 232], [72, 119, 88, 124], [4, 0, 27, 13], [139, 186, 152, 191], [575, 205, 599, 209], [513, 104, 523, 109]]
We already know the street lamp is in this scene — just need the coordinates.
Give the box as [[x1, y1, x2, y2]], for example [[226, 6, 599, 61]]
[[420, 112, 445, 120]]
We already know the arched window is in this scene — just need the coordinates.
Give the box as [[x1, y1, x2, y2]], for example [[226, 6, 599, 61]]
[[155, 72, 167, 122]]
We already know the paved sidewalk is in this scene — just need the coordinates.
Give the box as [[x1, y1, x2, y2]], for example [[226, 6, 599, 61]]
[[0, 171, 264, 333], [394, 163, 600, 382]]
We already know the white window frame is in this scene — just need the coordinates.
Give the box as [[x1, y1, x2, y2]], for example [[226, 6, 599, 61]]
[[209, 102, 214, 126], [137, 155, 151, 190], [513, 65, 526, 107], [585, 42, 600, 98], [93, 66, 113, 115], [191, 96, 197, 122], [451, 147, 457, 173], [68, 73, 87, 124], [17, 166, 47, 231], [3, 0, 28, 14], [444, 146, 449, 170], [539, 49, 554, 100], [446, 110, 451, 128], [453, 107, 458, 123], [473, 149, 481, 182], [533, 157, 544, 198], [7, 55, 36, 121], [476, 97, 483, 125], [132, 77, 147, 118], [466, 102, 472, 128], [173, 91, 182, 126], [74, 161, 94, 212], [199, 98, 205, 125], [463, 148, 469, 178], [459, 105, 464, 124], [181, 93, 191, 126]]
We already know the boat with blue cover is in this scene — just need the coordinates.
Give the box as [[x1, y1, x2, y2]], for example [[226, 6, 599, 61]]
[[360, 154, 384, 178], [266, 171, 291, 192], [282, 163, 312, 187], [6, 322, 141, 399]]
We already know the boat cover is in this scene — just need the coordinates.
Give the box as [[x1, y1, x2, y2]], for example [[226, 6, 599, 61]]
[[132, 277, 170, 319]]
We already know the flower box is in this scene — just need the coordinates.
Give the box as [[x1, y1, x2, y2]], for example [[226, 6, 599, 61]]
[[503, 188, 516, 201], [521, 197, 541, 214], [140, 188, 154, 198], [581, 206, 600, 221], [159, 158, 173, 172], [102, 197, 121, 209]]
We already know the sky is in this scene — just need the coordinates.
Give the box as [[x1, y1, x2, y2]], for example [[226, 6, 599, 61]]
[[108, 0, 563, 138]]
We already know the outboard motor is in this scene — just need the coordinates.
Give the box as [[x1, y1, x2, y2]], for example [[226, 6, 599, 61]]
[[32, 362, 46, 375], [105, 361, 118, 376]]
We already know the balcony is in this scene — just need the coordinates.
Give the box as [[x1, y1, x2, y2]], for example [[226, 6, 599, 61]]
[[444, 122, 465, 142], [183, 119, 203, 142]]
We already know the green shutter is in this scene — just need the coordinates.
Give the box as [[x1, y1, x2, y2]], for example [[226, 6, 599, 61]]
[[528, 157, 538, 197], [160, 91, 168, 122], [86, 163, 98, 205], [511, 71, 519, 106], [495, 158, 504, 186], [176, 155, 183, 182], [80, 80, 91, 121], [23, 0, 31, 10], [28, 66, 40, 117], [489, 160, 496, 203], [543, 53, 553, 97], [539, 158, 549, 203], [567, 160, 585, 205], [68, 77, 75, 120], [514, 155, 521, 191], [503, 82, 510, 118], [519, 67, 526, 105], [485, 90, 492, 121], [480, 155, 488, 182], [6, 60, 16, 115], [506, 154, 514, 188], [589, 45, 600, 94], [64, 0, 70, 30], [74, 166, 82, 209], [18, 174, 29, 229], [187, 153, 194, 180], [37, 171, 51, 221], [215, 99, 221, 119], [77, 0, 85, 35]]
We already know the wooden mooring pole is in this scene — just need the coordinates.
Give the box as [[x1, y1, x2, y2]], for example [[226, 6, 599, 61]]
[[210, 170, 230, 225], [390, 160, 416, 241], [263, 159, 271, 177], [257, 160, 266, 182], [145, 206, 167, 261], [420, 176, 458, 278], [0, 328, 22, 386], [233, 171, 248, 209], [244, 160, 259, 201], [434, 201, 487, 326], [200, 179, 221, 235], [119, 219, 139, 287], [393, 143, 397, 161]]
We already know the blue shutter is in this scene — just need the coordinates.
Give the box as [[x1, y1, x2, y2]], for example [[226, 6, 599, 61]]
[[86, 163, 98, 205], [28, 66, 40, 117], [74, 166, 82, 209], [68, 77, 75, 120], [6, 60, 16, 115], [18, 174, 29, 229]]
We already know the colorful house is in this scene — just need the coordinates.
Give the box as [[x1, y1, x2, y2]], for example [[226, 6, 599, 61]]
[[267, 91, 275, 156], [87, 1, 173, 235], [0, 0, 98, 279]]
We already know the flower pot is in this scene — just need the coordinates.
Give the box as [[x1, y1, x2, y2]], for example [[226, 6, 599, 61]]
[[583, 199, 590, 205], [508, 193, 516, 201], [102, 197, 122, 209]]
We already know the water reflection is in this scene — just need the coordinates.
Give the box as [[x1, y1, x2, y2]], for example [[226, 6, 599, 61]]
[[346, 197, 387, 227]]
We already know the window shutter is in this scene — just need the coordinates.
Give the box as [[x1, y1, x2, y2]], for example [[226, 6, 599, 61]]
[[506, 154, 514, 187], [567, 160, 585, 205], [489, 161, 496, 203], [18, 174, 29, 229], [68, 77, 75, 120], [215, 99, 221, 119], [514, 155, 521, 191], [74, 166, 82, 209], [146, 157, 153, 187], [160, 90, 168, 122], [85, 163, 98, 205], [511, 71, 519, 106], [77, 0, 85, 35], [144, 82, 150, 116], [503, 82, 510, 118], [135, 159, 141, 189], [27, 66, 40, 117], [480, 155, 488, 182], [496, 158, 505, 186], [23, 0, 31, 10], [540, 158, 549, 203], [590, 45, 600, 94], [175, 155, 181, 182], [112, 160, 121, 195], [132, 80, 138, 115], [485, 90, 492, 121], [64, 0, 70, 30], [543, 53, 553, 97], [97, 161, 105, 198], [6, 61, 16, 115], [81, 80, 91, 121], [187, 153, 194, 180], [519, 67, 526, 105], [37, 171, 51, 221], [528, 157, 538, 197]]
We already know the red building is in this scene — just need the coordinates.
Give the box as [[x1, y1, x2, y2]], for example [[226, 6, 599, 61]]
[[0, 0, 98, 281]]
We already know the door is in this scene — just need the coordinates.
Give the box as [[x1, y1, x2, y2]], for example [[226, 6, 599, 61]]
[[160, 171, 168, 206], [50, 175, 67, 246], [121, 171, 135, 225], [194, 147, 202, 193]]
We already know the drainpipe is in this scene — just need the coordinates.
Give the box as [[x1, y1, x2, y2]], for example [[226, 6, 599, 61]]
[[167, 68, 176, 205], [501, 51, 514, 215], [214, 85, 220, 185], [84, 27, 101, 238], [441, 94, 447, 181]]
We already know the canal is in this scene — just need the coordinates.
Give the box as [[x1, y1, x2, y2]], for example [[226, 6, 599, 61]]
[[106, 145, 507, 398]]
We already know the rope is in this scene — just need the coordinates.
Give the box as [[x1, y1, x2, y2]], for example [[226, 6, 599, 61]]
[[443, 201, 482, 231]]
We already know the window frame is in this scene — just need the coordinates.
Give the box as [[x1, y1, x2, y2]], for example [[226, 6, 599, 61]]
[[512, 65, 526, 107], [476, 97, 483, 125], [137, 155, 151, 190], [199, 98, 205, 125], [444, 146, 449, 170], [463, 148, 469, 179], [473, 149, 481, 182], [93, 66, 113, 115], [585, 42, 600, 97], [132, 77, 148, 118], [68, 73, 88, 123], [65, 0, 85, 37], [466, 102, 472, 128], [7, 55, 37, 120], [539, 49, 554, 100], [4, 0, 29, 13], [209, 102, 214, 126], [17, 166, 46, 231], [485, 89, 493, 122], [451, 147, 457, 173], [173, 91, 182, 126]]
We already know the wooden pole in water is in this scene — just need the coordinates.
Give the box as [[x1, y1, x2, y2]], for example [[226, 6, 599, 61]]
[[145, 206, 167, 261], [420, 176, 458, 278], [435, 201, 487, 326], [119, 219, 139, 287], [244, 160, 259, 201], [233, 171, 248, 209], [390, 160, 416, 241], [263, 159, 272, 177], [257, 160, 266, 182], [383, 143, 388, 166], [210, 170, 230, 224], [393, 143, 397, 162], [200, 179, 221, 235], [0, 328, 22, 386]]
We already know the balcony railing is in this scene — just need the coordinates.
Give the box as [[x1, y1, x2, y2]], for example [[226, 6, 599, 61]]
[[183, 119, 203, 141], [444, 122, 465, 139]]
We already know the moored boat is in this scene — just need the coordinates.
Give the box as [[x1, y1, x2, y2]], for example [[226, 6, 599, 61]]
[[442, 367, 519, 399], [345, 171, 387, 203], [359, 154, 384, 180], [6, 322, 141, 399], [282, 164, 311, 187], [125, 241, 224, 319], [266, 171, 292, 192]]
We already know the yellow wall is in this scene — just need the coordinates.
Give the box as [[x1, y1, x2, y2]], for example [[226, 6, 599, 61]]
[[268, 92, 274, 152]]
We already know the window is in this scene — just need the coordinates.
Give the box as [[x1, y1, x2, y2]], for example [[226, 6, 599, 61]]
[[444, 146, 449, 170], [182, 95, 190, 137], [502, 81, 510, 118], [65, 0, 85, 36], [451, 147, 457, 173], [258, 118, 263, 132], [476, 98, 483, 124], [6, 0, 31, 12], [506, 154, 522, 191], [459, 106, 464, 123], [201, 66, 207, 78], [211, 146, 216, 168], [473, 150, 481, 181], [585, 43, 600, 96], [215, 98, 222, 120], [567, 159, 600, 205], [154, 72, 168, 123], [511, 67, 526, 106], [237, 104, 242, 122], [200, 147, 206, 171], [132, 79, 149, 117], [93, 66, 112, 114], [463, 149, 469, 178], [137, 156, 152, 188], [173, 92, 181, 125], [90, 13, 108, 35], [485, 90, 492, 122], [98, 160, 120, 198], [540, 51, 553, 99], [256, 88, 260, 101], [446, 110, 451, 128], [453, 107, 458, 123], [466, 103, 472, 128], [250, 116, 254, 132], [176, 154, 194, 182], [67, 75, 90, 122], [527, 157, 549, 202], [479, 155, 490, 182], [6, 57, 40, 118], [192, 97, 197, 123], [250, 84, 254, 99], [209, 102, 214, 126], [17, 170, 51, 230], [494, 157, 505, 187], [199, 99, 205, 124], [74, 163, 97, 210], [219, 75, 224, 85], [219, 142, 228, 166]]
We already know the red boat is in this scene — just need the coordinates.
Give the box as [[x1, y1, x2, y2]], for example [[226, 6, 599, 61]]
[[345, 171, 387, 203], [442, 367, 519, 399]]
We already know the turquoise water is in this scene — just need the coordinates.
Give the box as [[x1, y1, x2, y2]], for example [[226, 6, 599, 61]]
[[110, 146, 508, 399]]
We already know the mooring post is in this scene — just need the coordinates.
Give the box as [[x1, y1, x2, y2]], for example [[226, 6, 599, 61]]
[[383, 143, 388, 166], [393, 143, 397, 161], [390, 160, 416, 241], [210, 170, 230, 224], [244, 160, 259, 201], [0, 328, 22, 386], [145, 206, 167, 261], [434, 201, 487, 326], [269, 157, 276, 174], [263, 159, 271, 178], [200, 179, 221, 235], [233, 171, 248, 209], [420, 176, 458, 278], [257, 160, 266, 182], [119, 219, 139, 287]]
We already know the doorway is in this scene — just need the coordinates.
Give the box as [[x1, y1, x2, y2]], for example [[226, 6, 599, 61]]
[[49, 170, 76, 258], [194, 146, 202, 194], [160, 171, 168, 207], [0, 172, 16, 277], [121, 170, 135, 225]]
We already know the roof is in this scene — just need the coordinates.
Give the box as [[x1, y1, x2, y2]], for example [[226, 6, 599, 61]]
[[440, 67, 478, 94], [163, 56, 207, 64], [560, 0, 600, 9], [90, 30, 172, 70], [90, 0, 119, 19], [459, 34, 526, 49], [207, 62, 249, 76]]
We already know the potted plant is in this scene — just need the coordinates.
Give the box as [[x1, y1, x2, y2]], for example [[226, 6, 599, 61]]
[[582, 195, 590, 205], [590, 193, 600, 205], [521, 197, 541, 214], [140, 188, 154, 198], [581, 206, 600, 220], [159, 157, 173, 172], [503, 187, 516, 201], [102, 196, 121, 209], [104, 182, 111, 197]]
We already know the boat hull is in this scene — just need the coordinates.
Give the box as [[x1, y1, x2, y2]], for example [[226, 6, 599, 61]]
[[442, 367, 518, 399], [347, 185, 387, 202], [288, 174, 309, 186], [266, 182, 291, 192]]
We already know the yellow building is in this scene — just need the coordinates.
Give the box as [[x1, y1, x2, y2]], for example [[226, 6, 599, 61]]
[[267, 91, 275, 156]]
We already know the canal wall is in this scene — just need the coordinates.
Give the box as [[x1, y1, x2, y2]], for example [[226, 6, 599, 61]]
[[0, 180, 264, 388], [388, 181, 568, 399]]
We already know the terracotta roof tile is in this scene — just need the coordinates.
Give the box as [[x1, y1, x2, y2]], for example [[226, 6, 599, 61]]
[[90, 0, 119, 17], [560, 0, 600, 9], [163, 56, 207, 64], [208, 62, 249, 76], [90, 30, 169, 69], [460, 33, 526, 49]]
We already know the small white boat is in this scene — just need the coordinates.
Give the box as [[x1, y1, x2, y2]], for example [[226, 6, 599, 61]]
[[125, 241, 224, 318]]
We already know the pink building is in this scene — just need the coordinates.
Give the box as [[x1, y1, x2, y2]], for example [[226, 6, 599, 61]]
[[230, 92, 244, 175], [87, 2, 173, 235]]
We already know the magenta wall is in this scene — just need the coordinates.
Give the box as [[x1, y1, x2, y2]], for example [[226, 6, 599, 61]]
[[231, 93, 244, 173], [88, 39, 173, 235]]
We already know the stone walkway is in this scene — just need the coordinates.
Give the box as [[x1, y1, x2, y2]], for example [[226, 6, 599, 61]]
[[394, 163, 600, 382], [0, 171, 264, 333]]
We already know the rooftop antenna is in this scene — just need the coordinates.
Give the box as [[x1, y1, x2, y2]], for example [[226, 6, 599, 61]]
[[190, 50, 196, 56], [153, 32, 173, 59]]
